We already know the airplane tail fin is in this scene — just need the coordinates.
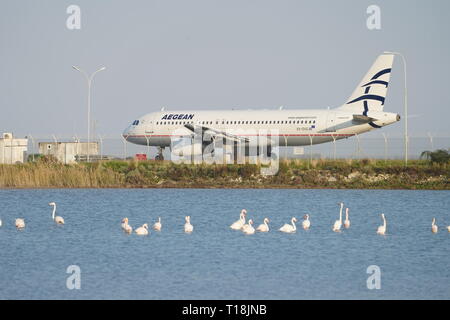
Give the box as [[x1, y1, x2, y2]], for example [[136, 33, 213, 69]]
[[337, 53, 395, 115]]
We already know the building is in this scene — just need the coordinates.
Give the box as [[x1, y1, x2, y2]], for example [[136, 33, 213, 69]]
[[0, 133, 28, 164], [38, 141, 99, 164]]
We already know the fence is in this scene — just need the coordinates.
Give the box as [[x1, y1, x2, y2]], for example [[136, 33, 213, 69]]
[[21, 133, 449, 162]]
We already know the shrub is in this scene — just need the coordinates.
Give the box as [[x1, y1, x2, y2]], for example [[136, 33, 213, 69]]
[[421, 149, 450, 164]]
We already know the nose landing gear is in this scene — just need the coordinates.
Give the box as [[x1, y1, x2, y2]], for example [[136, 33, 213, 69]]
[[155, 147, 165, 161]]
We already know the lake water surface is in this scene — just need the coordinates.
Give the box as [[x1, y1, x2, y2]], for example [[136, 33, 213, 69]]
[[0, 188, 449, 299]]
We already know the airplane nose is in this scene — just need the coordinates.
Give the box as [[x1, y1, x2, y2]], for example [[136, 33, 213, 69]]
[[122, 127, 131, 140]]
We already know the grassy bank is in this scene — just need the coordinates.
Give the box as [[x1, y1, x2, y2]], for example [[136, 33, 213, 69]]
[[0, 157, 448, 189]]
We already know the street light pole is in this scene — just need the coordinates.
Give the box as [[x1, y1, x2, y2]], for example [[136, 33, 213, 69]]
[[384, 51, 408, 165], [72, 66, 106, 162]]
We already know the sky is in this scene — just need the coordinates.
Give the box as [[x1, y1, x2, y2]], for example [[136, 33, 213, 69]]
[[1, 0, 449, 141]]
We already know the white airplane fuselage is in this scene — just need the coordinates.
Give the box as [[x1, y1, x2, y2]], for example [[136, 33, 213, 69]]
[[123, 109, 400, 147]]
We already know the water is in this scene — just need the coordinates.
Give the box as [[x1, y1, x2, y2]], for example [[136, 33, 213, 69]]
[[0, 188, 449, 300]]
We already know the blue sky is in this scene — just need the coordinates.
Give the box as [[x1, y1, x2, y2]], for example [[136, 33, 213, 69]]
[[1, 0, 449, 139]]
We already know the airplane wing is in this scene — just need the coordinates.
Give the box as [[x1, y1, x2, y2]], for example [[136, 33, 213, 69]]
[[184, 124, 249, 143]]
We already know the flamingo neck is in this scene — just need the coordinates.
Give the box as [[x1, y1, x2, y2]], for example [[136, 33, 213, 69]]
[[383, 216, 386, 227], [52, 205, 56, 220], [291, 219, 296, 230]]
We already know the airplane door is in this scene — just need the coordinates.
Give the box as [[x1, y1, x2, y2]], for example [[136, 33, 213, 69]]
[[325, 112, 336, 132]]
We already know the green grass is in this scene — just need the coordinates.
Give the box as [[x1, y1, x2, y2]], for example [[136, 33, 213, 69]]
[[0, 158, 448, 189]]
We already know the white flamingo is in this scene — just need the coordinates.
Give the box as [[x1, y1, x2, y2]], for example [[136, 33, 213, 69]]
[[279, 217, 297, 233], [230, 209, 247, 230], [242, 219, 255, 235], [302, 214, 311, 230], [256, 218, 270, 232], [49, 202, 64, 225], [15, 218, 25, 229], [377, 213, 387, 235], [123, 223, 133, 234], [344, 208, 350, 229], [431, 218, 438, 233], [333, 202, 344, 232], [184, 216, 193, 233], [121, 217, 129, 230], [135, 223, 149, 235], [153, 217, 162, 231]]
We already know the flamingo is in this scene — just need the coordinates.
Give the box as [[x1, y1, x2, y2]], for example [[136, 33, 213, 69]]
[[153, 217, 162, 231], [333, 202, 344, 232], [121, 218, 129, 230], [302, 214, 311, 230], [344, 208, 350, 229], [279, 217, 297, 233], [135, 223, 149, 235], [431, 218, 438, 233], [230, 209, 247, 230], [256, 218, 270, 232], [184, 216, 193, 233], [123, 223, 133, 234], [49, 202, 64, 225], [376, 213, 387, 235], [242, 219, 255, 235], [15, 218, 25, 229]]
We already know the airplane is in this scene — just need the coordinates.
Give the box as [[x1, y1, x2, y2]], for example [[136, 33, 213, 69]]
[[123, 52, 400, 161]]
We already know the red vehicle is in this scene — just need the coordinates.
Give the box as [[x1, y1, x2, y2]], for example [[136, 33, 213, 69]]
[[135, 153, 147, 161]]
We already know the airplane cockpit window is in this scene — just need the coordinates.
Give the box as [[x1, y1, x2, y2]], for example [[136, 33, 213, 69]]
[[132, 120, 140, 126]]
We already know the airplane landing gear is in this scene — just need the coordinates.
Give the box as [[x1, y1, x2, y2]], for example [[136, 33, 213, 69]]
[[155, 147, 165, 161]]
